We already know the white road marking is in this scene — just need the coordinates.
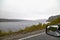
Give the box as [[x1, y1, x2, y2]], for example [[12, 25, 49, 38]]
[[18, 32, 45, 40]]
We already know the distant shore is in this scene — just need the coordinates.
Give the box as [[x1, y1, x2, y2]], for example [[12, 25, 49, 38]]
[[0, 19, 29, 22]]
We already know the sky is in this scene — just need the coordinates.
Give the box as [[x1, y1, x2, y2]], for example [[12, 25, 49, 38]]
[[0, 0, 60, 20]]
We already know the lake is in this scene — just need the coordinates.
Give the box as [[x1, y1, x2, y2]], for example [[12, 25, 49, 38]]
[[0, 20, 47, 32]]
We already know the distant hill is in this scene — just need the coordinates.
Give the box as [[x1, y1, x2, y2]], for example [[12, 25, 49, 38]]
[[0, 19, 28, 22], [47, 15, 60, 21]]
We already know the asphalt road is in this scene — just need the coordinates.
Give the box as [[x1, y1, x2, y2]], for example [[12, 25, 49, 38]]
[[19, 32, 60, 40]]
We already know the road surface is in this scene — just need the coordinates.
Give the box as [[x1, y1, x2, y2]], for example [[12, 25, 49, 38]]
[[0, 30, 60, 40], [19, 32, 60, 40]]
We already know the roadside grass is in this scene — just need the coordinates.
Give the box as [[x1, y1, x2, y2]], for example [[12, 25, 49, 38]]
[[18, 23, 46, 34]]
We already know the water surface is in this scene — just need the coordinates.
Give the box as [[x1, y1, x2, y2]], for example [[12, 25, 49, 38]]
[[0, 20, 46, 32]]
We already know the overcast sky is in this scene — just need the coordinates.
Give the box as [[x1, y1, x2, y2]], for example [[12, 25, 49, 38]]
[[0, 0, 60, 20]]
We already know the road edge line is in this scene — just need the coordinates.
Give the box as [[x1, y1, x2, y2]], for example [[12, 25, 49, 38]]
[[18, 32, 45, 40]]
